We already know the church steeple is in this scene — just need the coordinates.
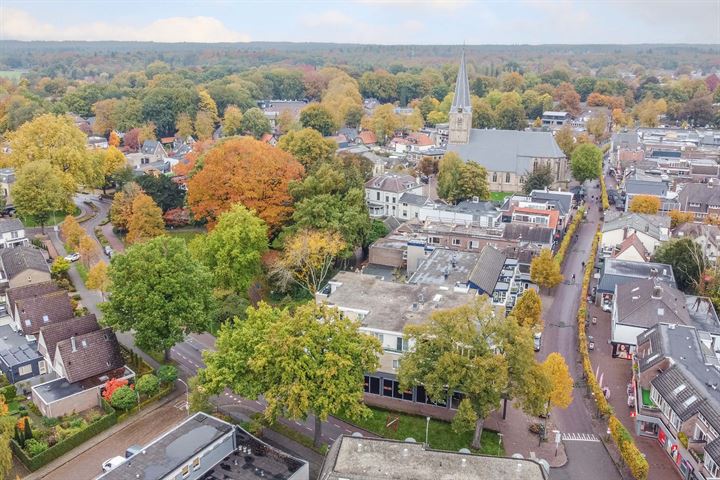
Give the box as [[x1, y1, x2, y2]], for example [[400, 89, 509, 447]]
[[448, 49, 472, 144]]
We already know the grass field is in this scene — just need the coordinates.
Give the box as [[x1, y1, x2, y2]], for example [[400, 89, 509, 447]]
[[166, 227, 205, 243], [489, 191, 514, 203], [75, 262, 89, 283], [339, 406, 505, 455], [19, 207, 81, 228]]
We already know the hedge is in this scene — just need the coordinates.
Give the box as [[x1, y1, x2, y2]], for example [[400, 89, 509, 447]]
[[116, 383, 173, 423], [555, 206, 585, 266], [11, 401, 116, 471], [600, 174, 610, 211], [577, 231, 649, 480]]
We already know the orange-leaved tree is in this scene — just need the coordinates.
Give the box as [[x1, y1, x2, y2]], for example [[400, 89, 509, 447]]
[[629, 195, 661, 214], [186, 137, 304, 232], [102, 377, 129, 402]]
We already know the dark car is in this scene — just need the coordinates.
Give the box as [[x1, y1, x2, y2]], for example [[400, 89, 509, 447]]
[[0, 205, 16, 217]]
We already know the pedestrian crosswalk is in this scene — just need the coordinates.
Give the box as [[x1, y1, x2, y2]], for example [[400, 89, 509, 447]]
[[562, 432, 600, 442]]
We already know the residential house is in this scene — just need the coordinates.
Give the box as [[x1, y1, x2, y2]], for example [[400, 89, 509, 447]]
[[0, 323, 46, 383], [611, 279, 690, 358], [0, 247, 50, 289], [541, 111, 570, 127], [260, 100, 307, 126], [675, 223, 720, 263], [597, 258, 676, 310], [417, 198, 501, 227], [467, 246, 522, 307], [397, 193, 434, 221], [502, 223, 556, 249], [446, 53, 567, 192], [320, 435, 547, 480], [612, 233, 651, 263], [3, 281, 59, 323], [356, 130, 378, 146], [98, 412, 309, 480], [0, 218, 28, 249], [125, 139, 168, 171], [14, 290, 74, 337], [316, 270, 476, 420], [677, 183, 720, 219], [364, 173, 424, 218], [634, 323, 720, 480], [37, 314, 100, 374], [624, 177, 677, 213], [0, 168, 15, 201], [87, 136, 108, 149], [601, 212, 671, 256]]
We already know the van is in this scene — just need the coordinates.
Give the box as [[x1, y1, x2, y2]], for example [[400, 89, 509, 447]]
[[102, 456, 125, 472]]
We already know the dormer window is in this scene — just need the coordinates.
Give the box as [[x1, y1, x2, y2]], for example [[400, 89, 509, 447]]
[[24, 319, 31, 327], [42, 315, 49, 323]]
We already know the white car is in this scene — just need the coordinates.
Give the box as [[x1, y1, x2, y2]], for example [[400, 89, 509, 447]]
[[533, 332, 542, 352], [102, 456, 125, 472], [64, 252, 80, 262]]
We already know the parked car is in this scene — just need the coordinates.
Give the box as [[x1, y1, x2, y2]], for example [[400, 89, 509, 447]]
[[102, 456, 125, 473], [104, 246, 113, 257], [64, 252, 80, 262], [533, 332, 542, 352]]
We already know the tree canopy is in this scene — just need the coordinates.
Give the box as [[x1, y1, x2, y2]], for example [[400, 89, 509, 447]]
[[629, 195, 661, 214], [13, 160, 74, 232], [652, 238, 707, 292], [437, 153, 489, 204], [570, 143, 602, 183], [277, 127, 337, 171], [530, 248, 563, 289]]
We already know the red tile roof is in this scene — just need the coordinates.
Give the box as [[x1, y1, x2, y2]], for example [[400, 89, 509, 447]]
[[511, 207, 560, 229], [358, 130, 377, 145]]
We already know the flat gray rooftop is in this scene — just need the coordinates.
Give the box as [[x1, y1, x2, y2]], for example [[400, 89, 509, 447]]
[[318, 271, 476, 332], [33, 366, 133, 403], [0, 324, 39, 367], [321, 436, 546, 480], [408, 249, 479, 287]]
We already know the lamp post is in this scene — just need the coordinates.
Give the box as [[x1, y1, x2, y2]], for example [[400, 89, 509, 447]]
[[177, 378, 190, 415], [425, 416, 431, 447]]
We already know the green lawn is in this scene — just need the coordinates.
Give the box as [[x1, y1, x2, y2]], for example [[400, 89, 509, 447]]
[[489, 191, 514, 203], [339, 406, 505, 455], [18, 207, 81, 228], [166, 228, 205, 243], [75, 263, 89, 283], [641, 388, 655, 407]]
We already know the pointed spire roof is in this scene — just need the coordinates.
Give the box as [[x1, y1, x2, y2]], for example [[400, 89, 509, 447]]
[[450, 50, 471, 113]]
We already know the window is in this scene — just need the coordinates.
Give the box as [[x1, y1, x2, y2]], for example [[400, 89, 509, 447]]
[[452, 238, 461, 246], [706, 455, 719, 477], [10, 231, 18, 239], [392, 359, 400, 370], [694, 425, 708, 442], [429, 236, 441, 244], [182, 465, 190, 478], [392, 197, 396, 203], [396, 337, 409, 352], [385, 195, 389, 202], [369, 376, 380, 395], [505, 172, 511, 183], [24, 319, 31, 327], [38, 360, 46, 375], [376, 192, 380, 201], [192, 457, 200, 471], [416, 385, 427, 403], [18, 364, 33, 376], [469, 240, 479, 249], [450, 392, 464, 409], [402, 210, 408, 217], [383, 379, 394, 397], [690, 202, 701, 208], [492, 172, 498, 182]]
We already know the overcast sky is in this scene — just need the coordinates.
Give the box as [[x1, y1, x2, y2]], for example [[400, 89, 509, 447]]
[[1, 0, 718, 45]]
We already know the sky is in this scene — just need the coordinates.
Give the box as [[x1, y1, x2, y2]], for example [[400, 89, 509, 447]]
[[0, 0, 718, 45]]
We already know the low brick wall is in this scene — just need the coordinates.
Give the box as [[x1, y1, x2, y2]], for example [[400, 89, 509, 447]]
[[363, 393, 455, 422]]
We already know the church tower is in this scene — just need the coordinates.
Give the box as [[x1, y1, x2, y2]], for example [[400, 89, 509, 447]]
[[448, 50, 472, 144]]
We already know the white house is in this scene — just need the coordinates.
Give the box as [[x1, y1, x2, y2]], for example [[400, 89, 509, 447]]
[[674, 223, 720, 263], [601, 212, 670, 256], [0, 218, 27, 249], [364, 173, 424, 218]]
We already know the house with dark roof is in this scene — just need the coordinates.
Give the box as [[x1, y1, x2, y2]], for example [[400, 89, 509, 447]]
[[601, 211, 670, 256], [0, 218, 27, 249], [0, 323, 46, 384], [446, 52, 566, 193], [5, 281, 59, 319], [365, 173, 424, 218], [597, 258, 676, 309], [634, 323, 720, 479], [37, 314, 100, 370], [624, 177, 677, 212], [502, 223, 555, 249], [13, 290, 74, 336], [0, 246, 50, 290], [677, 183, 720, 219]]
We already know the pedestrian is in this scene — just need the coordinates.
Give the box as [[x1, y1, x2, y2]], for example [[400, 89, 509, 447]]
[[582, 261, 585, 269], [572, 273, 576, 282]]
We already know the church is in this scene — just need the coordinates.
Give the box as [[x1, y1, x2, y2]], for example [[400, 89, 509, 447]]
[[446, 52, 569, 193]]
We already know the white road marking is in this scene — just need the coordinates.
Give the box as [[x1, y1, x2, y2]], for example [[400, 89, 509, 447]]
[[562, 432, 599, 442]]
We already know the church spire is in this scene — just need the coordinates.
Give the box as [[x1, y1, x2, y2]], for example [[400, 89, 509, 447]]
[[450, 49, 471, 113]]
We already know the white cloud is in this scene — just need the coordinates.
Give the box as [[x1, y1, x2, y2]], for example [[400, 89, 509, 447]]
[[0, 8, 250, 42]]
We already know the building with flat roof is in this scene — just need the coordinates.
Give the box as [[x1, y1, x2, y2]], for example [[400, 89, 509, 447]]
[[319, 435, 547, 480], [97, 412, 308, 480]]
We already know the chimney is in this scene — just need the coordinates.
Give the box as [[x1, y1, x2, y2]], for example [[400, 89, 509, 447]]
[[70, 336, 76, 352], [652, 285, 663, 299]]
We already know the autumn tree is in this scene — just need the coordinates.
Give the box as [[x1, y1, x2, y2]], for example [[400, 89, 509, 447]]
[[300, 103, 336, 136], [126, 193, 165, 245], [187, 137, 304, 232], [633, 97, 667, 127], [668, 210, 695, 229], [239, 107, 271, 139], [9, 114, 94, 189], [437, 153, 489, 204], [110, 182, 143, 232], [108, 131, 120, 148], [629, 195, 661, 214], [86, 261, 110, 299], [92, 99, 118, 135], [92, 146, 126, 193], [362, 103, 400, 144], [555, 125, 576, 158], [321, 73, 363, 129], [272, 229, 346, 294], [175, 112, 194, 138], [78, 233, 99, 267], [222, 105, 243, 136], [0, 392, 11, 479], [138, 122, 157, 145], [541, 353, 574, 426], [277, 128, 336, 171], [201, 302, 381, 447], [13, 160, 74, 233], [61, 215, 84, 252], [198, 89, 219, 123], [570, 143, 602, 183], [586, 114, 608, 141], [554, 82, 581, 116], [530, 248, 563, 289], [189, 204, 268, 294], [511, 289, 543, 329], [102, 236, 213, 361], [194, 111, 215, 140]]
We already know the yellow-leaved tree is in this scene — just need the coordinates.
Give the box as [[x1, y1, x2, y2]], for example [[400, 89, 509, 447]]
[[629, 195, 661, 214], [126, 193, 165, 245], [530, 248, 563, 289], [61, 215, 84, 252], [78, 233, 100, 268], [511, 289, 543, 329], [86, 261, 111, 300]]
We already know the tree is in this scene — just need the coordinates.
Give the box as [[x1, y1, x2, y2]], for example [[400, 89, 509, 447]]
[[496, 98, 527, 130], [300, 103, 336, 136], [399, 298, 508, 449], [239, 107, 271, 139], [135, 174, 185, 213], [197, 89, 219, 123], [189, 204, 268, 294], [202, 301, 381, 447], [511, 289, 543, 329], [437, 153, 489, 204], [530, 248, 563, 289], [9, 114, 94, 189], [523, 165, 555, 194], [102, 378, 129, 401], [570, 143, 602, 184], [188, 375, 213, 414], [86, 261, 110, 299], [668, 210, 695, 229], [78, 233, 99, 267], [50, 257, 71, 281], [102, 237, 214, 361], [187, 137, 304, 232], [555, 125, 576, 158], [157, 365, 178, 384], [175, 112, 194, 138], [13, 161, 74, 233], [277, 128, 336, 171], [135, 374, 160, 398], [138, 122, 157, 144], [110, 385, 137, 411], [0, 393, 12, 480], [93, 146, 126, 193], [194, 111, 215, 140], [629, 195, 661, 214], [554, 82, 581, 116], [124, 128, 141, 151], [653, 238, 707, 292], [542, 353, 574, 411], [126, 193, 165, 245], [363, 104, 400, 144], [437, 152, 463, 203], [110, 182, 143, 232], [586, 114, 608, 141], [222, 105, 243, 136], [61, 215, 84, 252], [92, 99, 118, 135], [452, 398, 479, 435], [109, 131, 120, 148], [272, 229, 346, 295]]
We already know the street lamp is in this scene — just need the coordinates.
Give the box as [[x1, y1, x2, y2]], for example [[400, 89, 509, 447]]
[[177, 378, 190, 415], [425, 416, 431, 447]]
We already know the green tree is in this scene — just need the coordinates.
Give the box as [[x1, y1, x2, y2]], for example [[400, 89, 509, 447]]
[[399, 298, 508, 449], [110, 385, 137, 411], [136, 173, 185, 213], [522, 165, 555, 194], [135, 374, 160, 397], [157, 365, 178, 385], [452, 398, 479, 435], [222, 105, 244, 136], [277, 128, 337, 171], [652, 238, 707, 292], [511, 289, 543, 329], [239, 107, 271, 139], [189, 204, 268, 294], [102, 237, 214, 361], [363, 104, 400, 144], [570, 143, 602, 184], [530, 248, 563, 289], [194, 111, 215, 140], [126, 193, 165, 245], [175, 112, 194, 138], [299, 103, 336, 136], [496, 99, 527, 130], [202, 302, 381, 447], [13, 160, 74, 233], [437, 152, 463, 203], [437, 153, 489, 204], [188, 375, 213, 414]]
